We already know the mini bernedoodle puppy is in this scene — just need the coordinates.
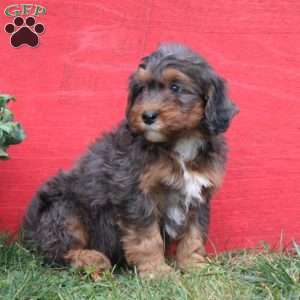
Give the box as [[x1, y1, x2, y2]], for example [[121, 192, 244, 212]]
[[22, 43, 238, 278]]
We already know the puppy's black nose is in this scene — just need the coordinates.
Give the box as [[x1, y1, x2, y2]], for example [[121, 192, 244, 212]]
[[142, 111, 158, 125]]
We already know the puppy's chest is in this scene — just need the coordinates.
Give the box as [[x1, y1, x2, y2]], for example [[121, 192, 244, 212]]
[[162, 158, 211, 239], [154, 137, 212, 239]]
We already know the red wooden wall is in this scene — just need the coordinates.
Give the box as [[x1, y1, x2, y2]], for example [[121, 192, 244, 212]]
[[0, 0, 300, 252]]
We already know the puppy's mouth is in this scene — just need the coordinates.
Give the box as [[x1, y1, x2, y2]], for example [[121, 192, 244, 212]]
[[130, 120, 167, 143], [143, 127, 167, 143]]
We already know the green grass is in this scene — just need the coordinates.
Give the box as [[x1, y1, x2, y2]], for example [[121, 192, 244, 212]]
[[1, 237, 300, 300]]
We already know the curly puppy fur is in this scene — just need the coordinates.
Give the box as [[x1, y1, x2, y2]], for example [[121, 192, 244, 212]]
[[22, 43, 238, 277]]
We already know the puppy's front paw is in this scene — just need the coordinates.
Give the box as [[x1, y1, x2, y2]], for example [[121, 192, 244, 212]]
[[64, 249, 111, 273], [139, 262, 174, 279], [176, 252, 206, 271]]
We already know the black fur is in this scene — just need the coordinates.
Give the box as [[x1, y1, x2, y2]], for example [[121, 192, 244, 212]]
[[200, 76, 238, 135]]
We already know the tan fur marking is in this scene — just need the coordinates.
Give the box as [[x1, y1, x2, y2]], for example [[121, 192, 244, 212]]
[[135, 67, 153, 82], [121, 222, 173, 278], [64, 249, 111, 279], [187, 161, 224, 189], [139, 155, 182, 194], [203, 168, 224, 188], [176, 222, 206, 270], [159, 102, 204, 134], [129, 101, 204, 136], [65, 216, 88, 249], [161, 68, 193, 86]]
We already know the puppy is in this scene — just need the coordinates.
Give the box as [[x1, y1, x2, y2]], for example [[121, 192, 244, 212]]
[[22, 43, 238, 278]]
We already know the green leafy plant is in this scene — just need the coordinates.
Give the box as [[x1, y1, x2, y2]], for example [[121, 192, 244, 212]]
[[0, 94, 25, 159]]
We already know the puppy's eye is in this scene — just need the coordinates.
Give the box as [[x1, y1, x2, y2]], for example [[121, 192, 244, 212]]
[[138, 85, 144, 93], [169, 83, 181, 93], [132, 85, 144, 99]]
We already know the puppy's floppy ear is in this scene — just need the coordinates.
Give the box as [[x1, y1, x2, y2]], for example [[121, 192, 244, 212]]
[[126, 57, 149, 118], [200, 75, 239, 135], [126, 75, 137, 118]]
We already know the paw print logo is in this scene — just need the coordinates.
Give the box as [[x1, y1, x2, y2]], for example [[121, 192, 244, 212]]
[[4, 16, 45, 48]]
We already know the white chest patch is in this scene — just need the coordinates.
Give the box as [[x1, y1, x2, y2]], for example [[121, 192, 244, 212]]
[[164, 137, 212, 239], [173, 135, 205, 162], [174, 136, 211, 206], [180, 161, 212, 207]]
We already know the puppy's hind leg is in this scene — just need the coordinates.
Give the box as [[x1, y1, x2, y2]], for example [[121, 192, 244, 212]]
[[22, 175, 111, 277], [63, 217, 111, 280]]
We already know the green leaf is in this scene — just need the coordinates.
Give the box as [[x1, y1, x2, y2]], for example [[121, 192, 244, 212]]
[[0, 94, 25, 158], [0, 123, 13, 133], [6, 123, 26, 145], [0, 147, 9, 159], [0, 94, 15, 108], [0, 123, 25, 145], [0, 108, 14, 122], [0, 131, 4, 146]]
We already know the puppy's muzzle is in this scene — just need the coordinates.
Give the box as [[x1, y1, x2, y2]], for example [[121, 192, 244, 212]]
[[142, 111, 159, 125]]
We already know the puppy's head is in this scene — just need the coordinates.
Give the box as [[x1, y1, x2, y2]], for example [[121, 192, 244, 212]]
[[127, 43, 238, 142]]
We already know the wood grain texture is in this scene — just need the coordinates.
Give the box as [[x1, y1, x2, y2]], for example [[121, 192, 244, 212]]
[[0, 0, 299, 251]]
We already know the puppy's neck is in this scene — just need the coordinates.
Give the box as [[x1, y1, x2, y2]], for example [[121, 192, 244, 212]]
[[173, 133, 206, 162]]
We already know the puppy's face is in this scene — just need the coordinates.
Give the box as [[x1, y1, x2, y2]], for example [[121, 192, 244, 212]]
[[127, 44, 238, 143], [127, 66, 205, 142]]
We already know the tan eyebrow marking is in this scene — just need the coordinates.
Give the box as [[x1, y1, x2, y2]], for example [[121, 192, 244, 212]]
[[135, 67, 153, 83], [161, 68, 193, 85]]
